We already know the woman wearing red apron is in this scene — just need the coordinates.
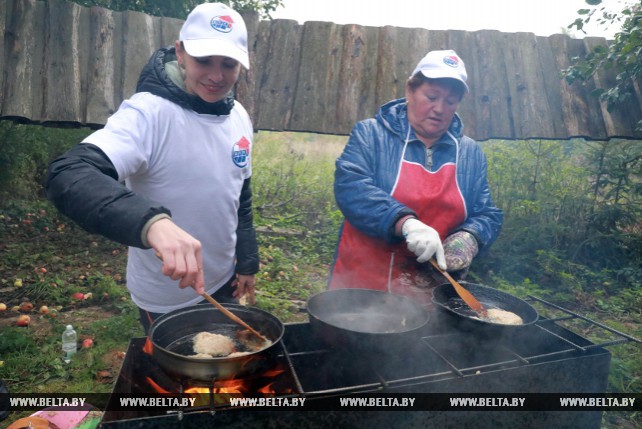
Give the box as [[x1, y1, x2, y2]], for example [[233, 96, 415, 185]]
[[330, 50, 503, 307]]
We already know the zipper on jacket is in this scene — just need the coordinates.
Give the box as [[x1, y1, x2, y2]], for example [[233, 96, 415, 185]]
[[425, 146, 434, 170]]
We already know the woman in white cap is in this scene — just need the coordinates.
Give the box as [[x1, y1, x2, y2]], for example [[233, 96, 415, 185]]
[[329, 50, 503, 306], [46, 3, 257, 332]]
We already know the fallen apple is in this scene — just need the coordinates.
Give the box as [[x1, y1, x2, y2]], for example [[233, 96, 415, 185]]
[[19, 302, 34, 312], [16, 315, 31, 327], [0, 303, 6, 312], [11, 306, 20, 313], [82, 338, 94, 349], [13, 279, 23, 288], [72, 292, 85, 301], [95, 370, 112, 381], [39, 305, 49, 314]]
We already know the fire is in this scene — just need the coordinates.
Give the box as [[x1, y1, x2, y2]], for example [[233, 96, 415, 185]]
[[185, 382, 243, 407], [145, 378, 224, 406], [262, 368, 285, 378], [257, 383, 276, 394], [146, 367, 288, 406], [212, 379, 246, 394], [147, 377, 170, 394], [143, 337, 153, 355]]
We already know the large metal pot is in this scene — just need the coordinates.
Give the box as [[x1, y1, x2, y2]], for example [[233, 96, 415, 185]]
[[148, 304, 284, 381], [431, 282, 539, 336], [307, 289, 430, 352]]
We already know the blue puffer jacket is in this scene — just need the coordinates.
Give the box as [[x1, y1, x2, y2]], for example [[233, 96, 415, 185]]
[[334, 98, 503, 250]]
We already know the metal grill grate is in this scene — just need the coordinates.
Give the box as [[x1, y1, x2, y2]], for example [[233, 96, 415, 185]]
[[101, 297, 639, 428]]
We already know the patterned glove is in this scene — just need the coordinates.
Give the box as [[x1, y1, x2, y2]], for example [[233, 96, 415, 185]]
[[442, 231, 479, 272]]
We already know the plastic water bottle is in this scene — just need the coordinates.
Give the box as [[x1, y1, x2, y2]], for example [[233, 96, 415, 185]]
[[61, 325, 77, 363]]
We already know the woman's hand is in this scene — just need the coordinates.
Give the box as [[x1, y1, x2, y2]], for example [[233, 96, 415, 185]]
[[402, 218, 446, 269], [443, 231, 479, 271], [147, 218, 205, 294], [233, 274, 256, 305]]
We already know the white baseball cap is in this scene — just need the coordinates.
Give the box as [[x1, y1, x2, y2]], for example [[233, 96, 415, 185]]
[[411, 50, 469, 92], [179, 3, 249, 69]]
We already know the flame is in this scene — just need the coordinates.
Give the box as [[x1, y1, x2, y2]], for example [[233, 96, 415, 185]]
[[257, 383, 276, 394], [183, 386, 210, 394], [146, 376, 275, 395], [146, 377, 170, 394], [215, 378, 247, 394], [143, 337, 153, 355], [261, 368, 285, 378], [184, 386, 236, 406], [145, 365, 289, 407]]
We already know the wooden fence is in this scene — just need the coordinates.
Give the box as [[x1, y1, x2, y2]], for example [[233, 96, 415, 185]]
[[1, 0, 641, 140]]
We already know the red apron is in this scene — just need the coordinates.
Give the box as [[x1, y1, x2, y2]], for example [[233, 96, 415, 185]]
[[329, 153, 466, 306]]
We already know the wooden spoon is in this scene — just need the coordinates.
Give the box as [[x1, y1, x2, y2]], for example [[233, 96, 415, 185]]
[[154, 251, 267, 342], [429, 259, 487, 317], [200, 293, 267, 342]]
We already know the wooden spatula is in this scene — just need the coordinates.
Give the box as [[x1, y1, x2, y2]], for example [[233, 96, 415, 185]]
[[200, 293, 267, 342], [154, 251, 267, 341], [429, 259, 487, 317]]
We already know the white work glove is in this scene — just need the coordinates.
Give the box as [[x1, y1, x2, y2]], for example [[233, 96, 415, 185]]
[[402, 218, 446, 269]]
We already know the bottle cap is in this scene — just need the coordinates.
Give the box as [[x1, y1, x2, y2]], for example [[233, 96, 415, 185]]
[[66, 325, 72, 330]]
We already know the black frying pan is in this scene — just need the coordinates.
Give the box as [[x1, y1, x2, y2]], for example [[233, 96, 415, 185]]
[[307, 289, 430, 351], [431, 282, 539, 334], [149, 304, 284, 381]]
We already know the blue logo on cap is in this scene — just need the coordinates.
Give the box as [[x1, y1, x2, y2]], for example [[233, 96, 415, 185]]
[[211, 15, 234, 33], [443, 55, 460, 68]]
